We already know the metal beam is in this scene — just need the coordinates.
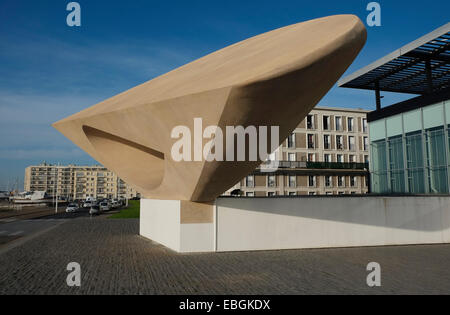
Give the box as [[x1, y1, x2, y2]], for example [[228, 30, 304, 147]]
[[426, 59, 433, 94], [405, 50, 450, 63], [375, 81, 381, 110]]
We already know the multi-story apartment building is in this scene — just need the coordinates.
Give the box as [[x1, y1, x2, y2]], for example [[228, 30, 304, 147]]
[[225, 107, 371, 196], [24, 164, 140, 200]]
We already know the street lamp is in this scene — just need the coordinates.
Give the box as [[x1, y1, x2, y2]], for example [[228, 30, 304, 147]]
[[53, 163, 59, 214]]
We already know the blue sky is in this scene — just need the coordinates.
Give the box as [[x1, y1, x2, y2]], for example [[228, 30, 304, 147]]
[[0, 0, 448, 190]]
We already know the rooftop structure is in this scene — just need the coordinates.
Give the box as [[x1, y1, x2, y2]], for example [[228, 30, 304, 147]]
[[339, 23, 450, 109], [339, 23, 450, 195]]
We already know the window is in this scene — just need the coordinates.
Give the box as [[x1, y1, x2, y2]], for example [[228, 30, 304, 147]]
[[267, 192, 276, 197], [348, 117, 354, 132], [289, 192, 297, 196], [362, 118, 368, 133], [364, 155, 369, 164], [324, 154, 331, 163], [335, 117, 342, 131], [323, 135, 331, 150], [350, 176, 357, 187], [267, 175, 276, 188], [307, 115, 315, 130], [389, 136, 406, 193], [325, 176, 332, 187], [336, 135, 343, 150], [425, 128, 448, 193], [308, 176, 316, 187], [372, 139, 389, 193], [307, 153, 315, 162], [349, 155, 355, 163], [337, 154, 344, 163], [246, 175, 254, 188], [325, 192, 333, 195], [307, 134, 315, 149], [338, 176, 345, 187], [246, 192, 254, 197], [349, 136, 355, 151], [288, 153, 296, 162], [288, 175, 297, 188], [364, 137, 369, 151], [309, 192, 316, 196], [405, 132, 425, 194], [323, 116, 330, 130], [287, 134, 296, 148]]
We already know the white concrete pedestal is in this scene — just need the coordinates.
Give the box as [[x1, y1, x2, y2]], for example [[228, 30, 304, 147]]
[[139, 199, 215, 253]]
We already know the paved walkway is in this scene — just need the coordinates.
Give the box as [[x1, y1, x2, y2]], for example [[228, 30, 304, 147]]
[[0, 217, 449, 295]]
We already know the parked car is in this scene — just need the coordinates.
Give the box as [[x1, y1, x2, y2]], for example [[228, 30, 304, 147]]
[[83, 201, 92, 208], [89, 205, 100, 216], [111, 200, 120, 209], [65, 203, 79, 213], [99, 202, 111, 212]]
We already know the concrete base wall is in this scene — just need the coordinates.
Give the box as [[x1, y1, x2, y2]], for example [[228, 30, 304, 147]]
[[140, 199, 214, 253], [216, 196, 450, 252], [140, 196, 450, 253]]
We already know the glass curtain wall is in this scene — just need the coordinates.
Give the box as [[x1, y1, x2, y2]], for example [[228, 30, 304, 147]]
[[369, 101, 450, 194]]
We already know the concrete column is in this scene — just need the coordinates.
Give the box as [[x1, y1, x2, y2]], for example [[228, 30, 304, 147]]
[[140, 199, 215, 253]]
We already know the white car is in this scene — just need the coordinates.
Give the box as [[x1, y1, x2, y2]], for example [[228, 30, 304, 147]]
[[83, 201, 92, 208], [99, 202, 111, 212], [89, 205, 100, 216], [111, 201, 120, 209], [66, 203, 79, 213]]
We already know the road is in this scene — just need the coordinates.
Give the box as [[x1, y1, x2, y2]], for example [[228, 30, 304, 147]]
[[0, 207, 116, 250], [0, 218, 66, 247]]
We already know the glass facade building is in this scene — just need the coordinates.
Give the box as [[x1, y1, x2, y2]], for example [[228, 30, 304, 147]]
[[369, 100, 450, 194]]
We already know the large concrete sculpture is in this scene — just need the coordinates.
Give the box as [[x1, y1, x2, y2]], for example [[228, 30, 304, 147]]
[[54, 15, 366, 252], [53, 15, 366, 202]]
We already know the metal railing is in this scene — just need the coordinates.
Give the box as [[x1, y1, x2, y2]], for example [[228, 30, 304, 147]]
[[262, 161, 369, 170]]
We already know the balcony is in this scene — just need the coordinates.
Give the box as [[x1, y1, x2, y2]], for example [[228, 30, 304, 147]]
[[306, 162, 368, 170], [261, 161, 369, 170]]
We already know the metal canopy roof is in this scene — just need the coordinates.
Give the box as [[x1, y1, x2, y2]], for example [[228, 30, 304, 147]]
[[338, 23, 450, 95]]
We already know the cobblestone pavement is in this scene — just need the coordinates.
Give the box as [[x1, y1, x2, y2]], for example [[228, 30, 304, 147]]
[[0, 217, 449, 295]]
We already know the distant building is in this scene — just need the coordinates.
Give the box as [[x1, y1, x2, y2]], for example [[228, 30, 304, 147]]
[[24, 163, 140, 200], [339, 23, 450, 194], [224, 106, 371, 196]]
